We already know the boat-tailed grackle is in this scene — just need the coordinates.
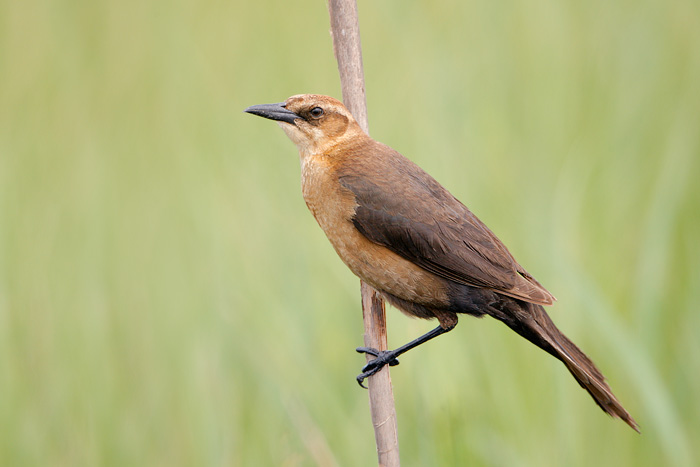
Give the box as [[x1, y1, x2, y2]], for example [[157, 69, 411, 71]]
[[245, 94, 638, 432]]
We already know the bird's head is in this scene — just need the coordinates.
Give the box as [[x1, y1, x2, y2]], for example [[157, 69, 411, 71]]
[[245, 94, 364, 157]]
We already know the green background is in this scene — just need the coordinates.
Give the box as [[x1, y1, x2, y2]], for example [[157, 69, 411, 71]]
[[2, 0, 699, 465]]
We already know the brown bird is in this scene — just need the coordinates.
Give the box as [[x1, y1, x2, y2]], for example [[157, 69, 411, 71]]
[[245, 94, 639, 432]]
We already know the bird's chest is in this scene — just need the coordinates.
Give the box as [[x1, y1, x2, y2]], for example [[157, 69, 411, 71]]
[[299, 156, 449, 307], [301, 157, 390, 285], [300, 156, 356, 241]]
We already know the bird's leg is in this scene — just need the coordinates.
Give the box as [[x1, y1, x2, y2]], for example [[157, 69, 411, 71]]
[[356, 324, 456, 388]]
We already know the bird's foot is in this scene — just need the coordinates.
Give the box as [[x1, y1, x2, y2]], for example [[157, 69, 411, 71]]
[[355, 347, 400, 388]]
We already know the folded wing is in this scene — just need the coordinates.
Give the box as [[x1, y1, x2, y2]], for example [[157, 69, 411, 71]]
[[339, 151, 555, 306]]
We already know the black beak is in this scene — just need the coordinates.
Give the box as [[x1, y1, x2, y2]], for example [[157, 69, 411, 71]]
[[244, 102, 300, 125]]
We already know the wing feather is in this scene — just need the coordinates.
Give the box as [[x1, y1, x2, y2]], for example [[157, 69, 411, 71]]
[[338, 150, 555, 306]]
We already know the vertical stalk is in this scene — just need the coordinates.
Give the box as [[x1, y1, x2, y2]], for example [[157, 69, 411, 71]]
[[327, 1, 400, 465]]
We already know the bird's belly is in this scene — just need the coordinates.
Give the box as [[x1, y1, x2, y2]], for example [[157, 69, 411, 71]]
[[316, 206, 449, 308]]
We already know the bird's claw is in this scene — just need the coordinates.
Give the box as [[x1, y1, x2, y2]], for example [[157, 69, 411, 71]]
[[355, 347, 400, 388]]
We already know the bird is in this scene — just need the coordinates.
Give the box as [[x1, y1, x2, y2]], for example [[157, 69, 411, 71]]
[[244, 94, 639, 432]]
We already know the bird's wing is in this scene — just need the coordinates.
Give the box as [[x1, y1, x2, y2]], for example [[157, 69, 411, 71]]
[[338, 155, 555, 306]]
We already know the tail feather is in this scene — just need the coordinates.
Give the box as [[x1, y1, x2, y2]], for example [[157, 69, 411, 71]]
[[489, 300, 640, 432]]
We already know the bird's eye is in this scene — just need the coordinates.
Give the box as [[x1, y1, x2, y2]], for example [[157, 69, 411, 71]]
[[309, 107, 324, 118]]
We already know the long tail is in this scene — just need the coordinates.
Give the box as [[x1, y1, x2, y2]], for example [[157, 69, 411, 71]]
[[488, 300, 639, 432]]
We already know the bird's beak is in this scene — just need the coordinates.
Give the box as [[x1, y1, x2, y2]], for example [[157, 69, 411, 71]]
[[244, 102, 300, 125]]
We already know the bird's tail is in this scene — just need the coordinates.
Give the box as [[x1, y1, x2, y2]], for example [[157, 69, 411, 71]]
[[490, 301, 639, 432]]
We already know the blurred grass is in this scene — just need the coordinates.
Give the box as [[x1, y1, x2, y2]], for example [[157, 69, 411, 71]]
[[1, 0, 699, 465]]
